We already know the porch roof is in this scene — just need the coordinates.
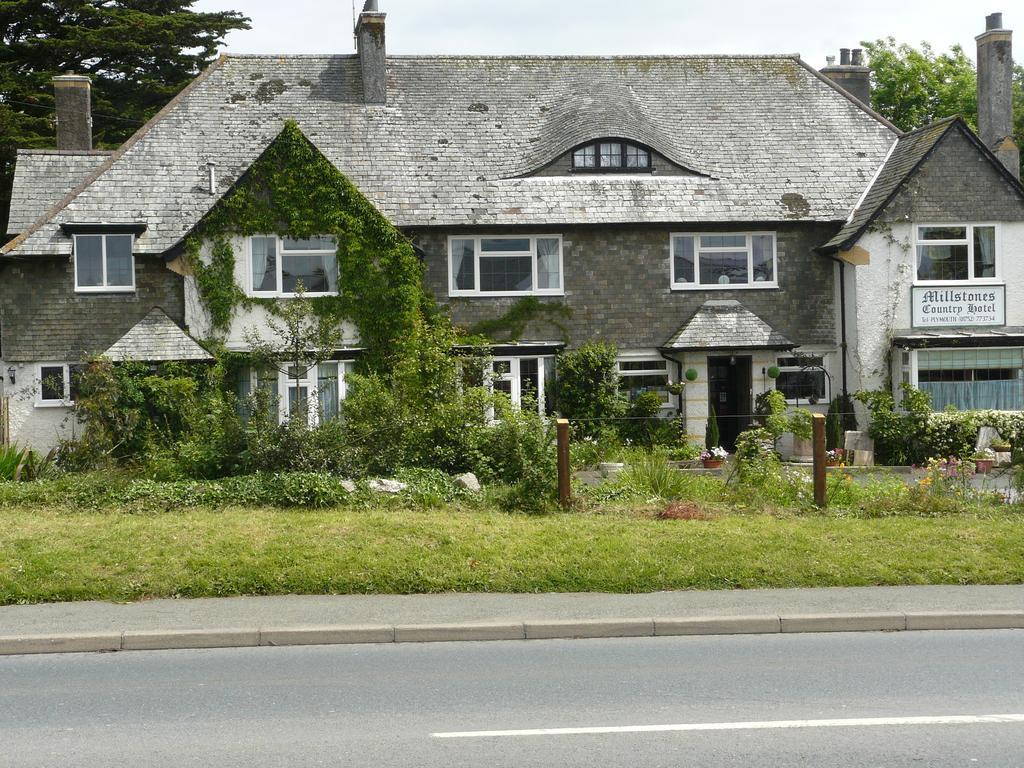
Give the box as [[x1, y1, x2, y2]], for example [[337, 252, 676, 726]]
[[662, 299, 794, 351], [104, 307, 213, 362]]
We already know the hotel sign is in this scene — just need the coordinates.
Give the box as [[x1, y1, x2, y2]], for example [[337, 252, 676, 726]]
[[912, 285, 1005, 328]]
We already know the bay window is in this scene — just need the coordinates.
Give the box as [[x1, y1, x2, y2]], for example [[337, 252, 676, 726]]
[[671, 233, 777, 289], [237, 361, 354, 424], [487, 357, 551, 415], [250, 235, 338, 296], [915, 225, 997, 282], [913, 348, 1023, 411], [449, 236, 563, 296], [617, 358, 676, 409]]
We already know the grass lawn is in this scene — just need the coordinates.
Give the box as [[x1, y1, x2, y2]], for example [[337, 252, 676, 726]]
[[1, 503, 1022, 604]]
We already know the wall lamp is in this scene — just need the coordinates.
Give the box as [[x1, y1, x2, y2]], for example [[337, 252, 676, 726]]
[[6, 366, 15, 385]]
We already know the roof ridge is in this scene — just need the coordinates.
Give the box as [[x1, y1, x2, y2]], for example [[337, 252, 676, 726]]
[[2, 56, 229, 256], [900, 115, 961, 138], [792, 57, 901, 136], [221, 52, 804, 61], [16, 149, 114, 156]]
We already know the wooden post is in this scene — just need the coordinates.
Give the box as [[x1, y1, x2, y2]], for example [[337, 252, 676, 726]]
[[812, 412, 826, 507], [556, 418, 571, 508]]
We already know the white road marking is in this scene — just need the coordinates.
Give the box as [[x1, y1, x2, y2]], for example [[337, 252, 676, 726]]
[[432, 713, 1024, 739]]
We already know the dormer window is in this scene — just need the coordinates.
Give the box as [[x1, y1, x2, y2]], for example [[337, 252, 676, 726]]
[[571, 140, 651, 172]]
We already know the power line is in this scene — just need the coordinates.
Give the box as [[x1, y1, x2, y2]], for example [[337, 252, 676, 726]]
[[0, 99, 145, 124]]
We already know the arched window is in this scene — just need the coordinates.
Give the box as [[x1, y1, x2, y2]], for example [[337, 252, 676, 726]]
[[571, 140, 651, 172]]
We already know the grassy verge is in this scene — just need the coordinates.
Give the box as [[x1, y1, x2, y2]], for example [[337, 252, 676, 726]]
[[2, 503, 1022, 604]]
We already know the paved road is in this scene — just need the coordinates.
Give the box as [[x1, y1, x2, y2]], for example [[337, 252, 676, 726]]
[[2, 630, 1022, 767]]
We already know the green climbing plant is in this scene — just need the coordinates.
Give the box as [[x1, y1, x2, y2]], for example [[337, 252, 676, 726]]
[[186, 120, 425, 375], [468, 297, 572, 343]]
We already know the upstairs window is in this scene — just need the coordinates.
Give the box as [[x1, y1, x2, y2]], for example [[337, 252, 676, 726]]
[[250, 235, 338, 297], [916, 225, 997, 282], [74, 234, 134, 292], [571, 140, 651, 172], [449, 236, 563, 296], [671, 232, 777, 289]]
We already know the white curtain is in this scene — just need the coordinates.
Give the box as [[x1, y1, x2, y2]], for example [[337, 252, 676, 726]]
[[536, 238, 560, 289], [976, 227, 996, 277], [252, 237, 275, 291], [920, 380, 1023, 411]]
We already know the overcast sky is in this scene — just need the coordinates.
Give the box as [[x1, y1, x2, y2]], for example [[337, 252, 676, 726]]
[[192, 0, 1008, 67]]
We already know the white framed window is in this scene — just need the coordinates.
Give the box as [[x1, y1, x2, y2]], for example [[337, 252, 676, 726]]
[[36, 363, 83, 407], [909, 347, 1024, 411], [775, 355, 829, 404], [617, 357, 677, 409], [671, 232, 777, 289], [448, 236, 563, 297], [239, 360, 354, 424], [73, 234, 135, 292], [486, 356, 551, 416], [571, 140, 651, 171], [915, 224, 998, 283], [249, 235, 338, 297]]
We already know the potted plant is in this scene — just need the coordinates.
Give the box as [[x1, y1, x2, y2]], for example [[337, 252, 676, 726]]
[[825, 447, 845, 467], [701, 446, 727, 469], [973, 449, 995, 474]]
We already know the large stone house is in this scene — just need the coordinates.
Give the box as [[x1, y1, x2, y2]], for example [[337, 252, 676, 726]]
[[1, 4, 1021, 452]]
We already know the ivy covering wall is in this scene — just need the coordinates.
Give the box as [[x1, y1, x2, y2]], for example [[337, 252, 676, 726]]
[[186, 120, 424, 374]]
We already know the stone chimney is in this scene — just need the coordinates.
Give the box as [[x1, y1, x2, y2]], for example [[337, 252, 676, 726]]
[[977, 12, 1019, 178], [355, 0, 386, 104], [52, 74, 92, 150], [821, 47, 871, 107]]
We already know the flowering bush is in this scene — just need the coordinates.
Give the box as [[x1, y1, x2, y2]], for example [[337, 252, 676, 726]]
[[917, 456, 976, 498], [826, 448, 846, 464], [701, 446, 727, 461]]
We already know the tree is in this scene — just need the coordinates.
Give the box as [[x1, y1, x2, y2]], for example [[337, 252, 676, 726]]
[[0, 0, 250, 235], [862, 38, 1024, 176]]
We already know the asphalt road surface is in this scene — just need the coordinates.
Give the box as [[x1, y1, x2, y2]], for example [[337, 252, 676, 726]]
[[2, 630, 1022, 767]]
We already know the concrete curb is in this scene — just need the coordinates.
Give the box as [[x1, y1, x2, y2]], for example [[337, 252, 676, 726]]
[[1, 611, 1021, 656]]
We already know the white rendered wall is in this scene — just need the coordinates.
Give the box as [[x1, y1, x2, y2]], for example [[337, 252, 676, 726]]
[[182, 236, 358, 350], [846, 220, 1024, 400], [0, 362, 80, 452]]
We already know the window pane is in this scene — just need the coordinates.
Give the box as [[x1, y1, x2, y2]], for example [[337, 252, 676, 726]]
[[520, 358, 540, 407], [624, 144, 649, 168], [920, 226, 967, 241], [481, 238, 531, 252], [252, 237, 278, 292], [619, 360, 667, 372], [573, 145, 596, 168], [480, 255, 532, 292], [68, 364, 86, 401], [492, 360, 512, 376], [974, 226, 996, 278], [40, 366, 65, 401], [673, 236, 694, 283], [318, 363, 339, 421], [451, 239, 476, 291], [599, 142, 622, 168], [699, 251, 748, 285], [75, 236, 103, 287], [282, 236, 336, 250], [700, 235, 746, 248], [105, 235, 133, 287], [536, 238, 560, 290], [776, 370, 826, 402], [282, 252, 338, 293], [752, 235, 774, 282], [917, 244, 968, 281], [288, 386, 309, 418]]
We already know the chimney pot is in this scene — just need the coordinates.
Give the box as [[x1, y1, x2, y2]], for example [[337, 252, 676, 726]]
[[52, 74, 92, 151], [840, 48, 851, 66], [826, 55, 836, 67], [986, 12, 1003, 30], [851, 48, 864, 66]]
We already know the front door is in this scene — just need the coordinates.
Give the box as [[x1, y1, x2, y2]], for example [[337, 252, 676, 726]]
[[708, 356, 752, 452]]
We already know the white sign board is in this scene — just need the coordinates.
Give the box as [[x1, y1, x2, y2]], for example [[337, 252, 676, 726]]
[[912, 285, 1005, 328]]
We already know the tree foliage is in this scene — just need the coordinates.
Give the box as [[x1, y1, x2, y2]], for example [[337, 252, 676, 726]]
[[0, 0, 250, 235], [863, 38, 1024, 175]]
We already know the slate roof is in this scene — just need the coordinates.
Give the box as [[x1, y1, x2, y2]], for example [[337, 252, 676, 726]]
[[663, 300, 794, 350], [104, 307, 212, 361], [6, 150, 112, 234], [4, 53, 898, 257], [819, 118, 956, 254]]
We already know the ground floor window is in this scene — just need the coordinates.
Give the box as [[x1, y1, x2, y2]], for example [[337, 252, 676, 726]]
[[237, 360, 354, 424], [487, 356, 553, 416], [36, 363, 84, 406], [774, 355, 828, 404], [912, 347, 1024, 411], [616, 357, 676, 409]]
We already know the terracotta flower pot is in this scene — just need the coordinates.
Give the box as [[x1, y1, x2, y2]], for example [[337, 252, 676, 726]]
[[975, 458, 994, 474], [702, 458, 724, 469]]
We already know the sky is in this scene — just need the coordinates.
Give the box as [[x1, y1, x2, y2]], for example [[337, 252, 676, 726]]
[[192, 0, 1008, 67]]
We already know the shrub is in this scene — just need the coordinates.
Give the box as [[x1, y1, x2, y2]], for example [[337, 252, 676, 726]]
[[554, 342, 626, 437], [621, 391, 665, 448], [705, 403, 720, 449], [620, 451, 688, 500], [754, 389, 788, 445]]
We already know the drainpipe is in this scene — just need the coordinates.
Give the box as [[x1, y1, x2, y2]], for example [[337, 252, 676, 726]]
[[827, 255, 850, 399]]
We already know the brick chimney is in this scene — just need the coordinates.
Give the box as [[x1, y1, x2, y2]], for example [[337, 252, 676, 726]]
[[52, 74, 92, 150], [821, 47, 871, 107], [977, 12, 1019, 178], [355, 0, 386, 104]]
